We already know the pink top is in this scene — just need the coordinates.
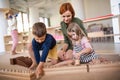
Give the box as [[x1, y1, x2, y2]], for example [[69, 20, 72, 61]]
[[80, 37, 92, 49], [73, 37, 93, 54]]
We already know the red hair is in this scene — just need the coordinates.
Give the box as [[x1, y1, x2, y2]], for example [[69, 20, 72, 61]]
[[59, 2, 75, 18]]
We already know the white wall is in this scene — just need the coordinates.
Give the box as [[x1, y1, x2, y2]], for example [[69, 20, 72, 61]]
[[110, 0, 120, 43], [83, 0, 112, 28], [29, 7, 39, 28], [71, 0, 85, 20], [50, 13, 61, 27], [84, 0, 111, 18], [49, 4, 62, 27], [0, 0, 9, 53], [0, 12, 8, 52], [0, 0, 9, 8], [49, 0, 112, 28]]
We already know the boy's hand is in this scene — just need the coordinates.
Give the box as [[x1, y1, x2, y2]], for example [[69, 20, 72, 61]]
[[35, 68, 44, 79], [35, 62, 45, 79]]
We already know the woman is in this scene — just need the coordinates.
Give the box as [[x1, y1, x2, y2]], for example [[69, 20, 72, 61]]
[[58, 2, 87, 61]]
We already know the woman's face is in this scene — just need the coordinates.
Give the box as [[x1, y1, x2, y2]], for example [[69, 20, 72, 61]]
[[61, 10, 72, 24]]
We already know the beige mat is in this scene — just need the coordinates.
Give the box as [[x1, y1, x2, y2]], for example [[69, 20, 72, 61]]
[[0, 53, 120, 80]]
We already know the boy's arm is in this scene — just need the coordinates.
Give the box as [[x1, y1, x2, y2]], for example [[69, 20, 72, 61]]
[[35, 62, 44, 78], [40, 36, 56, 62]]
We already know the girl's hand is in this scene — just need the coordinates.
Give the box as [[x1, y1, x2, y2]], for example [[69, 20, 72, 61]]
[[74, 53, 80, 59]]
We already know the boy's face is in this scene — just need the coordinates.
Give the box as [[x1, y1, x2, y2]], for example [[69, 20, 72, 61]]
[[34, 34, 46, 43]]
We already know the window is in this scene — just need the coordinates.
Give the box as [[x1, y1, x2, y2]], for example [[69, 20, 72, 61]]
[[39, 17, 50, 28], [23, 13, 29, 32], [16, 12, 23, 32], [16, 12, 29, 32]]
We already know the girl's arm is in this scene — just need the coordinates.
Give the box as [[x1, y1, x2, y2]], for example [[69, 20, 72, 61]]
[[78, 48, 92, 55], [74, 48, 92, 59], [11, 17, 17, 27], [75, 37, 93, 57]]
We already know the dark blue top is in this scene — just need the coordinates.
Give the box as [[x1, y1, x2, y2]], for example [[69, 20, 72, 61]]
[[32, 34, 56, 64]]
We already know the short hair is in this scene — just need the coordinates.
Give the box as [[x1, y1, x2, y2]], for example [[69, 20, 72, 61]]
[[67, 22, 86, 37], [32, 22, 47, 37], [59, 2, 75, 18]]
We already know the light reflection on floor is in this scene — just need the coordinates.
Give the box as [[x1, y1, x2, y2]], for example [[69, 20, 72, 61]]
[[92, 42, 120, 54]]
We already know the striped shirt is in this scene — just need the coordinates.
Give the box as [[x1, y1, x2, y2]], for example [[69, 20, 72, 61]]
[[73, 37, 98, 63]]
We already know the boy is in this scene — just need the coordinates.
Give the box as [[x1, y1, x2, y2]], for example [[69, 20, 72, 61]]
[[30, 22, 58, 78]]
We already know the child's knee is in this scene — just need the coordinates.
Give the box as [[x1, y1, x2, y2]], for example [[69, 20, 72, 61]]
[[51, 59, 58, 65]]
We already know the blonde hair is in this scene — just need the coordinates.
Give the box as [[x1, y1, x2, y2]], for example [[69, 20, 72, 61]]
[[5, 9, 14, 19], [67, 22, 86, 38]]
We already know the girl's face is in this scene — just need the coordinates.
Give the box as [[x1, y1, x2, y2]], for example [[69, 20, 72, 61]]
[[68, 32, 79, 41], [8, 13, 12, 19], [61, 10, 72, 24], [34, 34, 46, 43]]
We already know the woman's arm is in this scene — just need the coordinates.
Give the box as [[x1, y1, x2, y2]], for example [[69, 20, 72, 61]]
[[60, 43, 68, 52]]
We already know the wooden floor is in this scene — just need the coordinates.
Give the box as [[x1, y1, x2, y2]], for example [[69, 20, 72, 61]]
[[92, 42, 120, 54], [0, 41, 120, 55], [0, 42, 120, 80], [0, 53, 120, 80]]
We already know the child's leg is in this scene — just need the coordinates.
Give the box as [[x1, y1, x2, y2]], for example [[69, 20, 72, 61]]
[[57, 49, 73, 61], [74, 54, 80, 66], [57, 49, 65, 61], [74, 59, 80, 66], [47, 45, 58, 65], [53, 60, 74, 67], [11, 30, 18, 54], [64, 49, 73, 60]]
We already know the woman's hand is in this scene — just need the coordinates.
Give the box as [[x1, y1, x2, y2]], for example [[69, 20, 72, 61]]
[[58, 49, 65, 60]]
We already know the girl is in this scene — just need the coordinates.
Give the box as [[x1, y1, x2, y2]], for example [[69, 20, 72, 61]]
[[67, 22, 98, 65], [5, 9, 18, 55]]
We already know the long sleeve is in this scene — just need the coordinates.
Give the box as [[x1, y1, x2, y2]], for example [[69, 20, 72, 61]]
[[60, 22, 73, 50], [32, 34, 56, 64], [7, 16, 17, 32]]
